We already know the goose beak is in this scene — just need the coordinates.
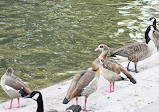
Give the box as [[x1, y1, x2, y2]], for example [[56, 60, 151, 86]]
[[63, 97, 69, 104], [94, 47, 99, 51]]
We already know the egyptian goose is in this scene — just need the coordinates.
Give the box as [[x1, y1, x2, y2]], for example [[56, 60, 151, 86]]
[[95, 44, 136, 94], [25, 91, 81, 112], [1, 67, 31, 109], [109, 25, 156, 73], [63, 52, 106, 111]]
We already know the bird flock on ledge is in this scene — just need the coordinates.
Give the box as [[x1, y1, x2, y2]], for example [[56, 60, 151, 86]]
[[1, 17, 159, 112]]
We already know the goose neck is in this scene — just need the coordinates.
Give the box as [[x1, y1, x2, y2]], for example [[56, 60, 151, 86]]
[[37, 98, 44, 112]]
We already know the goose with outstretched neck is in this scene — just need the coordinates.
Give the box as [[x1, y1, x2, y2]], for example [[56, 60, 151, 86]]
[[25, 91, 81, 112], [1, 67, 31, 109], [95, 44, 136, 94], [63, 51, 107, 111]]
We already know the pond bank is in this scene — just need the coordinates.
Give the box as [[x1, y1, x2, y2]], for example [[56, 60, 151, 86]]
[[0, 52, 159, 112]]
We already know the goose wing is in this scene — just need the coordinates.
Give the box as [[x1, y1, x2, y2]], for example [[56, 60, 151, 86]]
[[111, 42, 147, 57], [5, 75, 31, 94], [104, 61, 136, 84], [66, 70, 95, 100], [104, 61, 121, 74]]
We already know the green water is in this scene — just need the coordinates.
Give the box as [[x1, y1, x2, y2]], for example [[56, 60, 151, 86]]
[[0, 0, 159, 103]]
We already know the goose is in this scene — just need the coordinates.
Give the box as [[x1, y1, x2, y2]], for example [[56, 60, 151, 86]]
[[150, 26, 159, 51], [1, 67, 31, 109], [109, 25, 156, 73], [25, 91, 81, 112], [147, 18, 159, 50], [63, 52, 107, 111], [95, 44, 136, 94]]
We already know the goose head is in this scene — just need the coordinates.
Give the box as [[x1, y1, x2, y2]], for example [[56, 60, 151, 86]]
[[149, 17, 156, 22], [6, 67, 14, 76], [149, 17, 157, 26], [94, 44, 110, 54], [25, 91, 42, 101]]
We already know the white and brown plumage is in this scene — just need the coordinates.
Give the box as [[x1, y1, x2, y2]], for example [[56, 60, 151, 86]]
[[95, 44, 136, 94], [109, 25, 156, 73], [1, 67, 31, 109], [63, 52, 106, 111]]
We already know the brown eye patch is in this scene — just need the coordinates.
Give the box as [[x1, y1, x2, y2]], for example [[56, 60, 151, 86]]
[[100, 46, 103, 48]]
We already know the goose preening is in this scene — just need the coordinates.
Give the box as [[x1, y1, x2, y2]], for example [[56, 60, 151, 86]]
[[109, 25, 156, 73], [25, 91, 81, 112], [95, 44, 136, 94], [1, 67, 31, 109], [63, 52, 107, 111]]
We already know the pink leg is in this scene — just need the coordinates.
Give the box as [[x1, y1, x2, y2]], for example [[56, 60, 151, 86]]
[[13, 98, 20, 108], [76, 97, 78, 105], [3, 99, 13, 109], [102, 82, 112, 95], [112, 82, 115, 92], [82, 97, 91, 111]]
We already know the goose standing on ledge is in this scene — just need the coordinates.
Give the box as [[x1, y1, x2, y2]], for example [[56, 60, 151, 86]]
[[147, 18, 159, 50], [110, 25, 156, 73], [1, 67, 31, 109], [95, 44, 136, 94], [63, 52, 107, 111], [25, 91, 81, 112], [150, 26, 159, 51]]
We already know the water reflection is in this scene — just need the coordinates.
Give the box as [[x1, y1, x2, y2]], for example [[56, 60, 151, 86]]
[[0, 0, 158, 102]]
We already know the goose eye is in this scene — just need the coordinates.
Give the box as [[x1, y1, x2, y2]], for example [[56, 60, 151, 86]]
[[100, 46, 103, 48], [101, 59, 104, 62]]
